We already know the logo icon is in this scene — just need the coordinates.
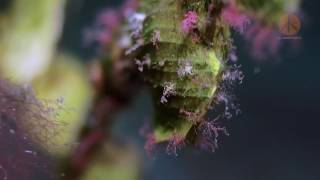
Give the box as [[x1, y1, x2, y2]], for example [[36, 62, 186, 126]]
[[278, 13, 301, 37]]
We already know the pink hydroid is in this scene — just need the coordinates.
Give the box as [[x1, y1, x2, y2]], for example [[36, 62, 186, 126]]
[[166, 134, 185, 156], [121, 0, 139, 17], [196, 120, 229, 152], [221, 1, 250, 33], [244, 23, 281, 59], [84, 9, 121, 47], [139, 121, 157, 157], [181, 11, 198, 33], [84, 0, 139, 49], [97, 10, 121, 31], [144, 133, 156, 157]]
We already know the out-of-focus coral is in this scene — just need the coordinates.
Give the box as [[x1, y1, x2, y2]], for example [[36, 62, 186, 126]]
[[81, 141, 141, 180], [0, 0, 93, 158], [237, 0, 300, 25], [221, 1, 250, 34], [0, 0, 65, 83], [0, 79, 59, 179], [32, 53, 93, 156], [226, 0, 302, 59]]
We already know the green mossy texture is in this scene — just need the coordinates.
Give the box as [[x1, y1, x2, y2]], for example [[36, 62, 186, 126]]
[[138, 0, 229, 142]]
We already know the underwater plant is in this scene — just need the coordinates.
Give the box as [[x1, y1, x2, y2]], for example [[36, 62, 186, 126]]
[[0, 0, 302, 179], [61, 0, 301, 178], [83, 0, 300, 153]]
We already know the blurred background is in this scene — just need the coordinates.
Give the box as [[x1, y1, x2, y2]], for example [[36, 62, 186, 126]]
[[0, 0, 319, 179]]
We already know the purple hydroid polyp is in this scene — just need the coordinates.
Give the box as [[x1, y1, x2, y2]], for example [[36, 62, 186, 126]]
[[181, 11, 199, 33]]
